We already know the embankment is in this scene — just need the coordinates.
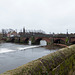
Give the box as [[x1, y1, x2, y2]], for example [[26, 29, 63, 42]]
[[1, 45, 75, 75], [45, 44, 66, 50]]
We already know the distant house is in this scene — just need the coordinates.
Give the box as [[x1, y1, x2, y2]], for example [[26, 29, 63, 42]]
[[7, 31, 17, 37]]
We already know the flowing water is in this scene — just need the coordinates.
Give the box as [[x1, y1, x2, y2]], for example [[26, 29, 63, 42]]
[[0, 43, 57, 74]]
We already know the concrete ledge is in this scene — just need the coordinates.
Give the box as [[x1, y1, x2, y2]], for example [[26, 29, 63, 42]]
[[1, 45, 75, 75]]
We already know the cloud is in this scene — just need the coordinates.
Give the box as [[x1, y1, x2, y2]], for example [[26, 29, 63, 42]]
[[0, 0, 75, 33]]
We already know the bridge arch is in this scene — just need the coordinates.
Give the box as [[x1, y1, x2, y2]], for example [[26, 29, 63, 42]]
[[40, 40, 47, 46], [24, 38, 29, 44], [54, 39, 65, 44], [14, 37, 20, 43], [34, 38, 42, 45], [72, 41, 75, 44], [34, 38, 48, 45], [10, 37, 15, 42]]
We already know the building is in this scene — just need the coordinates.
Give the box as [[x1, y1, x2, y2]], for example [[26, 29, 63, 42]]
[[7, 31, 17, 37]]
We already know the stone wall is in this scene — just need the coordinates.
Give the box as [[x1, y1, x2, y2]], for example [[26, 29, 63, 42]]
[[1, 45, 75, 75]]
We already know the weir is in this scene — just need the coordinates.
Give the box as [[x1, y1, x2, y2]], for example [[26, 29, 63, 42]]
[[18, 45, 41, 51], [1, 45, 75, 75], [0, 45, 41, 54]]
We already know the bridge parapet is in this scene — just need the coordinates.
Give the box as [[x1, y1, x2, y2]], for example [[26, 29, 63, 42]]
[[21, 34, 50, 38]]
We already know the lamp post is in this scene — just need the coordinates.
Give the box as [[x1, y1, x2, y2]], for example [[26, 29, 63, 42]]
[[66, 29, 69, 44], [53, 32, 55, 44]]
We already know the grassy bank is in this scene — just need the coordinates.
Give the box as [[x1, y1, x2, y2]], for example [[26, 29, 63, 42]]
[[45, 44, 65, 50]]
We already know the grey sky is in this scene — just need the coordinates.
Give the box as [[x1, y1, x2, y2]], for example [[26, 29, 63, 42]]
[[0, 0, 75, 33]]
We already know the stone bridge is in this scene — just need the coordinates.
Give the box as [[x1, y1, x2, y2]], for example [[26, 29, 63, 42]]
[[6, 34, 75, 45]]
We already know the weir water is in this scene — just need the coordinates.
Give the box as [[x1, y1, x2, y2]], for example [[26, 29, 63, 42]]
[[0, 44, 41, 54]]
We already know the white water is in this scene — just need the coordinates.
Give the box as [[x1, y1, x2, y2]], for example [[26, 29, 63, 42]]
[[0, 48, 14, 53], [18, 45, 41, 51], [0, 43, 41, 54], [0, 46, 41, 54]]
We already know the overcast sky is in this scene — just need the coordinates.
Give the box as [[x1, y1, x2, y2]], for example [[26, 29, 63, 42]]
[[0, 0, 75, 33]]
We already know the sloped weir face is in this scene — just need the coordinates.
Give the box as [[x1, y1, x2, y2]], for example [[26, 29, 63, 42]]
[[1, 45, 75, 75]]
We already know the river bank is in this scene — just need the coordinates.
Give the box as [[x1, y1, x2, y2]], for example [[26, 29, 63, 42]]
[[45, 44, 66, 50]]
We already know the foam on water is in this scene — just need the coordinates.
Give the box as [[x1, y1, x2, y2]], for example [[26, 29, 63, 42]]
[[0, 45, 41, 53], [0, 48, 14, 53], [18, 45, 40, 50]]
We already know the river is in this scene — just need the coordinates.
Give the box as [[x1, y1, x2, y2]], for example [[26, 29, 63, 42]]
[[0, 43, 57, 74]]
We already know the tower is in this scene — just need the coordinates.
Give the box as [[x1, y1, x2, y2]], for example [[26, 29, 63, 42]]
[[23, 27, 25, 35]]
